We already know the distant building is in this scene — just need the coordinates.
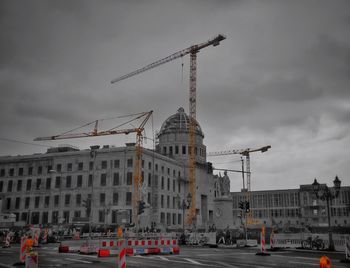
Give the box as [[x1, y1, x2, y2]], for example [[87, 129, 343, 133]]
[[229, 184, 350, 230], [0, 108, 215, 231]]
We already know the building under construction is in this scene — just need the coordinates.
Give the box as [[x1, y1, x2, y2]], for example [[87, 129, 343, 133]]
[[0, 108, 216, 231]]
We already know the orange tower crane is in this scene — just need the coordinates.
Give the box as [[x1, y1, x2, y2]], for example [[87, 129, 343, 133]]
[[111, 35, 226, 224], [34, 111, 153, 226]]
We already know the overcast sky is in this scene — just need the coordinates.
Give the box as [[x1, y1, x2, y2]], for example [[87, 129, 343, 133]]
[[1, 0, 349, 191]]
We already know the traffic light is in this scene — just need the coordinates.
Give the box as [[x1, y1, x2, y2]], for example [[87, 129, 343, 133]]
[[239, 201, 244, 210], [245, 201, 250, 213], [138, 201, 146, 215], [82, 198, 91, 216]]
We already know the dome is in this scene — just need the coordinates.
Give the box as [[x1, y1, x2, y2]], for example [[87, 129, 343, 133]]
[[158, 107, 204, 137]]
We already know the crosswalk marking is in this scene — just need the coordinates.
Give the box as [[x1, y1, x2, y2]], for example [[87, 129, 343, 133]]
[[64, 257, 92, 264]]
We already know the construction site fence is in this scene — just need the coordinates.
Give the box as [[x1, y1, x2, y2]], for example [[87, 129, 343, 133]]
[[272, 233, 349, 252]]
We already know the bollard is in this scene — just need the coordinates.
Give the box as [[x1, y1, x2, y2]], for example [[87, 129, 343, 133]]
[[3, 232, 11, 248], [319, 256, 331, 268], [256, 225, 270, 256], [118, 239, 126, 268]]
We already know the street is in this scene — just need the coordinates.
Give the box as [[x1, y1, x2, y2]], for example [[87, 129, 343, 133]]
[[0, 244, 348, 268]]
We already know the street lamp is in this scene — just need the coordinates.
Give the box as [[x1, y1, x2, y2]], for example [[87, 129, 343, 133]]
[[89, 145, 99, 239], [49, 169, 63, 240], [176, 193, 192, 241], [311, 176, 341, 251]]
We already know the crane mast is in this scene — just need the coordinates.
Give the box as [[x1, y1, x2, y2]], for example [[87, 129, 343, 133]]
[[111, 35, 226, 225]]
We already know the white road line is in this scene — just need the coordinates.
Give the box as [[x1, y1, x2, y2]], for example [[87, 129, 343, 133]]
[[157, 256, 170, 261], [289, 261, 318, 266], [0, 263, 15, 268], [184, 258, 203, 265], [64, 257, 92, 264], [294, 256, 320, 261]]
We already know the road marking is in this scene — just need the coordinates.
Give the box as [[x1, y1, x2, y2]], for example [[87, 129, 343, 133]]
[[0, 263, 15, 268], [184, 258, 203, 265], [289, 261, 318, 266], [294, 256, 320, 261], [157, 256, 170, 261], [64, 257, 92, 264]]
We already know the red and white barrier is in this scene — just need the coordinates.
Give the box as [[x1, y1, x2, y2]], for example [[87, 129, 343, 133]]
[[118, 240, 126, 268], [33, 229, 40, 247], [20, 236, 27, 263], [125, 239, 179, 256], [42, 229, 48, 244], [256, 226, 270, 256], [269, 231, 275, 250]]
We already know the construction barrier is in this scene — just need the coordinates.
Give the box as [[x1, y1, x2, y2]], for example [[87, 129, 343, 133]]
[[256, 226, 270, 256], [118, 240, 126, 268], [42, 229, 48, 244], [20, 236, 27, 263], [25, 251, 38, 268], [59, 239, 85, 253], [270, 231, 275, 250], [97, 240, 123, 257], [126, 239, 179, 256]]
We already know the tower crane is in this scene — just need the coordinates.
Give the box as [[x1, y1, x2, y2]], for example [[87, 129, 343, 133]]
[[208, 145, 271, 225], [208, 145, 271, 192], [34, 111, 153, 226], [111, 34, 226, 225]]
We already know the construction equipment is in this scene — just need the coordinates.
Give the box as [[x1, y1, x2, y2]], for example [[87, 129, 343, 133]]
[[111, 34, 226, 225], [208, 145, 271, 192], [208, 145, 271, 225], [34, 111, 153, 226]]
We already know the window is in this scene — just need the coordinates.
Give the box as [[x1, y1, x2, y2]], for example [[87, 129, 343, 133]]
[[0, 169, 5, 177], [161, 166, 164, 173], [155, 164, 158, 171], [0, 181, 3, 192], [167, 213, 171, 225], [26, 179, 32, 191], [15, 197, 20, 209], [17, 180, 22, 191], [178, 214, 182, 225], [74, 211, 81, 218], [113, 173, 120, 186], [126, 172, 132, 185], [28, 167, 33, 176], [56, 164, 62, 172], [47, 165, 52, 174], [163, 147, 167, 155], [89, 161, 94, 170], [18, 167, 24, 176], [52, 211, 58, 224], [54, 195, 59, 207], [65, 194, 71, 206], [9, 168, 14, 176], [100, 193, 106, 205], [167, 168, 170, 175], [167, 178, 170, 191], [76, 194, 81, 206], [25, 197, 30, 209], [44, 196, 50, 208], [78, 162, 83, 171], [169, 146, 173, 156], [160, 212, 165, 224], [113, 193, 118, 205], [148, 173, 151, 187], [126, 192, 132, 206], [7, 180, 13, 192], [173, 180, 175, 192], [88, 175, 93, 187], [55, 177, 61, 188], [46, 178, 51, 189], [77, 175, 82, 187], [175, 146, 179, 154], [36, 178, 41, 190], [34, 196, 40, 208], [173, 196, 176, 209], [167, 195, 170, 208], [172, 213, 176, 225], [127, 159, 133, 168], [99, 210, 105, 223], [182, 145, 186, 154], [161, 195, 164, 208], [148, 193, 151, 205], [101, 160, 107, 169], [42, 212, 49, 224], [37, 166, 42, 175], [100, 173, 107, 186], [67, 163, 72, 171], [63, 211, 70, 223], [161, 177, 164, 190], [114, 160, 120, 168], [148, 162, 152, 170]]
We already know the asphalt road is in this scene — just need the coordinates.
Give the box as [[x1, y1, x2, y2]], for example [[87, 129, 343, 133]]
[[0, 244, 348, 268]]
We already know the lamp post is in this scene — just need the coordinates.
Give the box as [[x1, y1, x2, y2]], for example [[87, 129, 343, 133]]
[[89, 145, 99, 239], [311, 175, 341, 251], [176, 193, 192, 241]]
